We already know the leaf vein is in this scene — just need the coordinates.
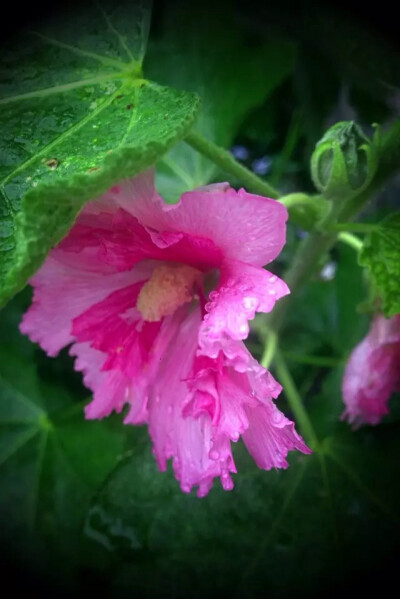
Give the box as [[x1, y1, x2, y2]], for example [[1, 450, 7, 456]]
[[33, 32, 127, 70]]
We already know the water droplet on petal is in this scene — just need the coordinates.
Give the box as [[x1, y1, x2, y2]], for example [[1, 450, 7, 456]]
[[210, 449, 220, 460], [269, 275, 277, 283], [242, 296, 257, 310], [221, 470, 234, 491], [268, 288, 276, 295], [223, 478, 234, 491]]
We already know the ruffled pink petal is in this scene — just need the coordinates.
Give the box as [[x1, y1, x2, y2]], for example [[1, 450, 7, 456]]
[[70, 281, 162, 422], [144, 307, 236, 497], [242, 401, 311, 469], [19, 256, 148, 357], [70, 342, 130, 419], [72, 327, 155, 423], [342, 314, 400, 426], [107, 170, 288, 267], [187, 343, 309, 475], [198, 259, 289, 360]]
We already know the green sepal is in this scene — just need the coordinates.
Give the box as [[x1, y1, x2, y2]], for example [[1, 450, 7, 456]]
[[280, 193, 331, 231]]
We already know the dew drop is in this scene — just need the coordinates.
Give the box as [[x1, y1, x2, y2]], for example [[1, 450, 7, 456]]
[[269, 275, 277, 283], [209, 449, 220, 460], [223, 478, 234, 491], [268, 288, 276, 295], [242, 296, 257, 310]]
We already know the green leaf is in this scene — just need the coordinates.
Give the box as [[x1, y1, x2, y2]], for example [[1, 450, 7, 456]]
[[145, 1, 296, 202], [0, 332, 124, 581], [79, 423, 400, 598], [359, 213, 400, 317], [0, 0, 199, 307]]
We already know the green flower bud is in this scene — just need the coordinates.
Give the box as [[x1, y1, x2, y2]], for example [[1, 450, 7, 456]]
[[311, 121, 378, 200]]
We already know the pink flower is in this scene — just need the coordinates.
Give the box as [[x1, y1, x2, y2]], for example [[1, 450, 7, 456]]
[[342, 313, 400, 427], [20, 170, 310, 496]]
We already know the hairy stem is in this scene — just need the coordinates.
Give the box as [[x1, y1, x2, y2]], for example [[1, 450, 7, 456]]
[[330, 223, 377, 233], [274, 348, 319, 449], [337, 232, 363, 252], [260, 330, 278, 369], [185, 130, 280, 199]]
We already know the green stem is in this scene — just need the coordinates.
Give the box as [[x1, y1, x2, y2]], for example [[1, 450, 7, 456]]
[[185, 130, 281, 199], [330, 222, 377, 233], [279, 193, 321, 210], [274, 348, 319, 450], [337, 232, 363, 252], [260, 330, 278, 369]]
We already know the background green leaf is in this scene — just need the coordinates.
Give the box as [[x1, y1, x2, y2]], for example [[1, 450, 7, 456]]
[[78, 423, 400, 599], [145, 1, 296, 202], [0, 292, 125, 588]]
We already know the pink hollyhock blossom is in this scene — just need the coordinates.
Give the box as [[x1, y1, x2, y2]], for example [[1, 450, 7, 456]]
[[342, 313, 400, 427], [20, 170, 310, 496]]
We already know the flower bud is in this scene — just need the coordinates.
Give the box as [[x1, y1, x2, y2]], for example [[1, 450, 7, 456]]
[[311, 121, 378, 200]]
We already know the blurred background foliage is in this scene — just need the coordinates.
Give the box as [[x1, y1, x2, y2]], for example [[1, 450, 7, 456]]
[[1, 0, 399, 597]]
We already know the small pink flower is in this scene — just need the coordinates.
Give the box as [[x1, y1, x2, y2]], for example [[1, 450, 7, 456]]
[[20, 170, 310, 496], [342, 313, 400, 427]]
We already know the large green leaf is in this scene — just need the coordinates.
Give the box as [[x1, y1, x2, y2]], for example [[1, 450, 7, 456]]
[[0, 0, 199, 307], [145, 1, 296, 202], [0, 342, 125, 586], [0, 290, 125, 585], [79, 422, 400, 599]]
